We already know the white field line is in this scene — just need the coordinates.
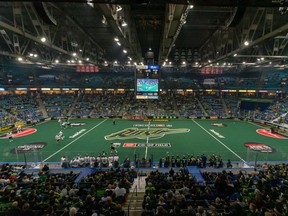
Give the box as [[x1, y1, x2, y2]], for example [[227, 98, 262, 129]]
[[42, 119, 107, 162], [192, 119, 247, 163]]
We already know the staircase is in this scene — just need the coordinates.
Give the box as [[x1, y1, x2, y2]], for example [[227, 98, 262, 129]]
[[36, 94, 48, 118], [196, 98, 208, 116], [123, 176, 146, 216], [221, 98, 229, 114], [67, 95, 79, 116]]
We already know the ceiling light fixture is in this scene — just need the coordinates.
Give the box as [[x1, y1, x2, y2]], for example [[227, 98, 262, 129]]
[[117, 42, 121, 46], [40, 37, 46, 42], [121, 21, 127, 27], [86, 58, 90, 61], [114, 37, 119, 42], [55, 60, 59, 63], [233, 53, 238, 57], [72, 52, 77, 56], [244, 41, 249, 46], [102, 16, 107, 25], [17, 57, 23, 61], [189, 5, 194, 9], [123, 49, 127, 53], [116, 5, 122, 12]]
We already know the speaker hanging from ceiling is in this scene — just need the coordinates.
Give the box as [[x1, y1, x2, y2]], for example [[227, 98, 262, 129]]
[[33, 2, 57, 26], [226, 6, 246, 27]]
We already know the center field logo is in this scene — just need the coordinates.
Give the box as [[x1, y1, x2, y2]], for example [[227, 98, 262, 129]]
[[105, 128, 190, 140]]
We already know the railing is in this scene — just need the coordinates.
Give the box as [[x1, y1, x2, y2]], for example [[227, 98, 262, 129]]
[[127, 185, 138, 216]]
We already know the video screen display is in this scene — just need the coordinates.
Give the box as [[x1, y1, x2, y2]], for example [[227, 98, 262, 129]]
[[135, 65, 160, 99], [137, 79, 158, 92]]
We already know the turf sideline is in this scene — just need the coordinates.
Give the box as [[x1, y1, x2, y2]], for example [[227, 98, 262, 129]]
[[191, 119, 247, 164], [42, 119, 108, 162]]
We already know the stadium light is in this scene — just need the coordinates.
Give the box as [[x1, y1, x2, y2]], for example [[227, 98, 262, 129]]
[[29, 53, 33, 57], [55, 59, 59, 63], [104, 61, 107, 64], [33, 54, 38, 58], [86, 58, 90, 61], [208, 60, 211, 63], [233, 53, 237, 57], [114, 37, 119, 42], [117, 42, 121, 46], [72, 52, 77, 56], [182, 61, 186, 65], [244, 41, 249, 46], [17, 57, 23, 61], [78, 60, 82, 64], [123, 49, 127, 53]]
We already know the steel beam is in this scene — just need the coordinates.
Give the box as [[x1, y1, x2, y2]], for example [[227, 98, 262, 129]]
[[3, 0, 285, 7]]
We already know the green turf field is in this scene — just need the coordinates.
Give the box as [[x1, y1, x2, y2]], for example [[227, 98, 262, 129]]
[[1, 119, 287, 164]]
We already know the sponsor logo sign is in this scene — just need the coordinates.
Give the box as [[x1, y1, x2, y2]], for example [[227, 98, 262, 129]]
[[256, 129, 287, 139], [123, 143, 171, 148], [105, 128, 190, 140], [209, 129, 225, 138], [0, 128, 37, 139], [144, 119, 169, 122], [244, 143, 274, 153], [211, 123, 227, 127], [123, 143, 137, 148], [0, 125, 14, 133], [69, 129, 86, 138], [133, 124, 172, 127], [70, 122, 86, 126], [11, 142, 47, 153]]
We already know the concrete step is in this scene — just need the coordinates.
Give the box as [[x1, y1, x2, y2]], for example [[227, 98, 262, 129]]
[[125, 209, 143, 216], [123, 199, 144, 208]]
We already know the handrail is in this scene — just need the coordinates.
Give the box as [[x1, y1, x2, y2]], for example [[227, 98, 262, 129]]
[[127, 185, 138, 216]]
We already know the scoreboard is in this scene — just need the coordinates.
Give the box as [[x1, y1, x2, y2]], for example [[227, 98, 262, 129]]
[[135, 65, 160, 99]]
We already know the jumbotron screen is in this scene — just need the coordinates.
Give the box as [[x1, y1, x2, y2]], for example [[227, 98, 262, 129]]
[[135, 65, 160, 99], [137, 79, 158, 92]]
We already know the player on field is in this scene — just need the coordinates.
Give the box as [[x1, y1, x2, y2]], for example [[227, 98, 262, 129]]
[[7, 131, 13, 142], [58, 130, 65, 140], [58, 118, 62, 126], [55, 134, 61, 144], [17, 125, 22, 133]]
